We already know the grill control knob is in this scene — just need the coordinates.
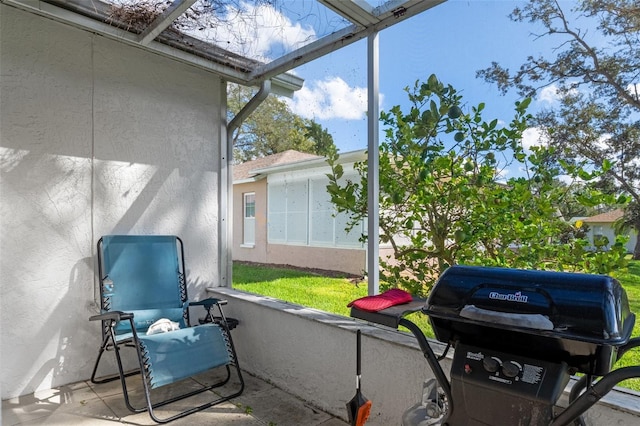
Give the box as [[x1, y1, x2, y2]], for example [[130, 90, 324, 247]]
[[501, 361, 520, 378], [482, 356, 500, 373]]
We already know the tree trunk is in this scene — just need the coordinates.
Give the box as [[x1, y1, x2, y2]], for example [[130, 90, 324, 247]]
[[633, 231, 640, 260]]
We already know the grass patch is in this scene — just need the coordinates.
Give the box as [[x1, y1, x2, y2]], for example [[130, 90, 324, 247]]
[[610, 260, 640, 390], [233, 262, 368, 315], [233, 260, 640, 391]]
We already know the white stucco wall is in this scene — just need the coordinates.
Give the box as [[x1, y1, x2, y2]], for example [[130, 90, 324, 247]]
[[1, 5, 223, 399], [209, 288, 640, 426]]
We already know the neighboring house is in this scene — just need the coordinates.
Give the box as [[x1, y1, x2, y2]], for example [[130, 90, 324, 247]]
[[234, 150, 640, 276], [233, 150, 370, 275], [581, 209, 638, 253]]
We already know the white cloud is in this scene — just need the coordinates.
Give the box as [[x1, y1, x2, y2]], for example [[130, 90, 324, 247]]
[[521, 127, 548, 151], [538, 84, 562, 104], [286, 77, 381, 120], [537, 83, 580, 105], [595, 133, 612, 150], [495, 167, 509, 183], [181, 1, 317, 61], [558, 174, 578, 185], [627, 83, 640, 100]]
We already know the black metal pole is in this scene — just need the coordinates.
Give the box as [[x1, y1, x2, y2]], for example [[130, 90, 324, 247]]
[[398, 318, 453, 422], [551, 366, 640, 426]]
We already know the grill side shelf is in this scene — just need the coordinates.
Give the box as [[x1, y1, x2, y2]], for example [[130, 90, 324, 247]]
[[350, 298, 426, 329]]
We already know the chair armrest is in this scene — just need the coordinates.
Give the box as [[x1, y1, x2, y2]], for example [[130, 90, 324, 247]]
[[189, 298, 227, 309], [89, 311, 134, 322]]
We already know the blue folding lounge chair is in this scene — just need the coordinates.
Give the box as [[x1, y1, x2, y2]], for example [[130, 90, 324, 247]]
[[90, 235, 244, 423]]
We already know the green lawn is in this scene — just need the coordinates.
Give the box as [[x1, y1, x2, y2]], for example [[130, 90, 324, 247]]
[[233, 260, 640, 391], [233, 263, 368, 315], [610, 260, 640, 390]]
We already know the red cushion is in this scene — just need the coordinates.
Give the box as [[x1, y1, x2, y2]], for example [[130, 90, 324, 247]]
[[348, 288, 413, 312]]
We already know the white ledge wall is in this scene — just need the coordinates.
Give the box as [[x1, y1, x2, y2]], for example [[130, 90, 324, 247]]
[[208, 288, 640, 426], [1, 4, 223, 398]]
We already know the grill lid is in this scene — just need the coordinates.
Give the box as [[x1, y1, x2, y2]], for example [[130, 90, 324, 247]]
[[425, 265, 633, 344]]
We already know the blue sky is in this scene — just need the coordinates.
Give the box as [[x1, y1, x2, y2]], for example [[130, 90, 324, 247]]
[[114, 0, 593, 160], [174, 0, 587, 168], [285, 0, 574, 154]]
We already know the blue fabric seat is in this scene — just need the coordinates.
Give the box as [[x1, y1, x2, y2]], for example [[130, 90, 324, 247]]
[[89, 235, 244, 423]]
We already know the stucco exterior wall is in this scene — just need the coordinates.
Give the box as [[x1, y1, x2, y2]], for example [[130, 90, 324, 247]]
[[209, 288, 640, 426], [209, 288, 444, 425], [267, 243, 366, 275], [1, 5, 223, 399], [233, 180, 268, 263]]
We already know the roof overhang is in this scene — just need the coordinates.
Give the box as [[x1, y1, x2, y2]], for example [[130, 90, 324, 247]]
[[1, 0, 446, 95], [0, 0, 302, 96], [233, 175, 267, 185], [249, 149, 367, 177]]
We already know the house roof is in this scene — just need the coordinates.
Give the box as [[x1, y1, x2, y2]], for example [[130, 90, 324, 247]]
[[582, 209, 624, 223], [233, 150, 322, 182], [233, 148, 368, 183]]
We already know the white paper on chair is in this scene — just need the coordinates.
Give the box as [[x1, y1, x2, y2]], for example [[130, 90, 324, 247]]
[[146, 318, 181, 335]]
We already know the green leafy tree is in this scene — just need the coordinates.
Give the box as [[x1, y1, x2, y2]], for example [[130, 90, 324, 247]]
[[228, 84, 314, 162], [549, 179, 602, 220], [327, 75, 627, 295], [305, 121, 338, 156], [477, 0, 639, 248]]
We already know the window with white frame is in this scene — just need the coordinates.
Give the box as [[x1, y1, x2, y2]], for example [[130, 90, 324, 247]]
[[267, 172, 363, 248], [310, 178, 363, 246], [243, 192, 256, 246], [285, 180, 309, 244], [309, 178, 334, 245]]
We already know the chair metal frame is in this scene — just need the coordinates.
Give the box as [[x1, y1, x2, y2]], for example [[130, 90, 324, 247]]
[[89, 235, 244, 423]]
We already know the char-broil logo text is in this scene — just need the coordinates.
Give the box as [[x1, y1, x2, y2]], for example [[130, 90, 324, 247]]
[[488, 291, 528, 303]]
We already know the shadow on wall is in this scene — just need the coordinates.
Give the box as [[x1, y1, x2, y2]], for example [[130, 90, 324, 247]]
[[3, 256, 95, 405], [1, 147, 220, 398]]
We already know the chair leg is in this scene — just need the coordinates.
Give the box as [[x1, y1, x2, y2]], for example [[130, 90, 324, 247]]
[[91, 330, 148, 414], [133, 325, 246, 423], [142, 362, 245, 424], [90, 338, 140, 384], [90, 335, 111, 384]]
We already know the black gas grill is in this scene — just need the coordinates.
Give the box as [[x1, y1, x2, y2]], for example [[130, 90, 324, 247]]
[[350, 265, 640, 426], [425, 266, 634, 376]]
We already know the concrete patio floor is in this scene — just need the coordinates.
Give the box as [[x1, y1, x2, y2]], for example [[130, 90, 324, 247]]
[[2, 370, 349, 426]]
